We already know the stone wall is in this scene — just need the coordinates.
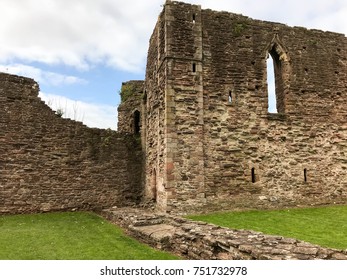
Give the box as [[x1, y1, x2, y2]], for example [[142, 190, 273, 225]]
[[142, 10, 169, 210], [200, 3, 347, 213], [0, 73, 142, 214], [102, 207, 347, 260], [143, 1, 347, 214], [117, 80, 144, 135]]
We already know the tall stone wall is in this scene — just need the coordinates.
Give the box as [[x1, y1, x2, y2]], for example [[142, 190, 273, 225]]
[[142, 10, 169, 210], [144, 1, 347, 213], [0, 73, 142, 214], [199, 4, 347, 212]]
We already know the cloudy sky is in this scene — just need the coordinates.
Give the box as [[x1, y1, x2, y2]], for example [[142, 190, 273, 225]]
[[0, 0, 346, 129]]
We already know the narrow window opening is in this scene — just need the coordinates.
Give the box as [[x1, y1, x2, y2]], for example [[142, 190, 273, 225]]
[[267, 45, 286, 114], [152, 168, 157, 202], [228, 91, 232, 103], [192, 13, 196, 23], [192, 63, 196, 73], [251, 168, 256, 183], [133, 110, 140, 134], [267, 54, 277, 113], [304, 168, 307, 182], [143, 90, 147, 105]]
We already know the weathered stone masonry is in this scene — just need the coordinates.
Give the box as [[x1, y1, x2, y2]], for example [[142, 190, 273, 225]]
[[119, 1, 347, 214], [0, 73, 142, 214], [0, 0, 346, 260], [102, 207, 347, 260], [1, 0, 347, 217]]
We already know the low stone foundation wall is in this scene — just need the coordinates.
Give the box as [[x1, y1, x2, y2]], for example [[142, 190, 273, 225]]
[[101, 207, 347, 260]]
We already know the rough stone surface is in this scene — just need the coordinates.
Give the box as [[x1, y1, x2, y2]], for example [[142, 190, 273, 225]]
[[102, 207, 347, 260], [117, 80, 145, 135], [118, 0, 347, 214], [1, 0, 346, 221], [0, 73, 143, 214]]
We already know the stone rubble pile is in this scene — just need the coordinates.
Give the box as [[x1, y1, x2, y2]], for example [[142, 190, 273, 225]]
[[102, 207, 347, 260]]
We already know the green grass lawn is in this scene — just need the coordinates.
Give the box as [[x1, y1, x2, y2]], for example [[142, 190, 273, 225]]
[[188, 205, 347, 250], [0, 212, 178, 260]]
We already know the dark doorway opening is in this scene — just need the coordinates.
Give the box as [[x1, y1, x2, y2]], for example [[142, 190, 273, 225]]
[[133, 110, 140, 134]]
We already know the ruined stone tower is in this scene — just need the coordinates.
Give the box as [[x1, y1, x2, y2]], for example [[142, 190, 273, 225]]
[[118, 1, 347, 214]]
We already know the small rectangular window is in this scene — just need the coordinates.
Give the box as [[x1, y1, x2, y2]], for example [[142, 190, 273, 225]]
[[304, 168, 307, 182], [192, 14, 196, 23], [251, 168, 256, 183], [192, 63, 196, 73]]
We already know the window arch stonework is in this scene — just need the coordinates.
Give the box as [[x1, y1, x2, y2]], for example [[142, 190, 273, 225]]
[[264, 35, 291, 114]]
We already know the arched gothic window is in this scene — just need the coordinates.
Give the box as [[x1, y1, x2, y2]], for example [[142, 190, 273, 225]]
[[265, 37, 291, 114]]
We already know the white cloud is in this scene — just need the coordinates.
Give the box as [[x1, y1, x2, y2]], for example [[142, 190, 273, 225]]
[[0, 0, 345, 74], [39, 92, 117, 130], [0, 64, 87, 86], [185, 0, 347, 35], [0, 0, 345, 130], [0, 0, 163, 72]]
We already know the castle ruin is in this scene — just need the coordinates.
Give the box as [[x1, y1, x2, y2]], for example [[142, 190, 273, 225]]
[[1, 1, 346, 215], [118, 1, 347, 213]]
